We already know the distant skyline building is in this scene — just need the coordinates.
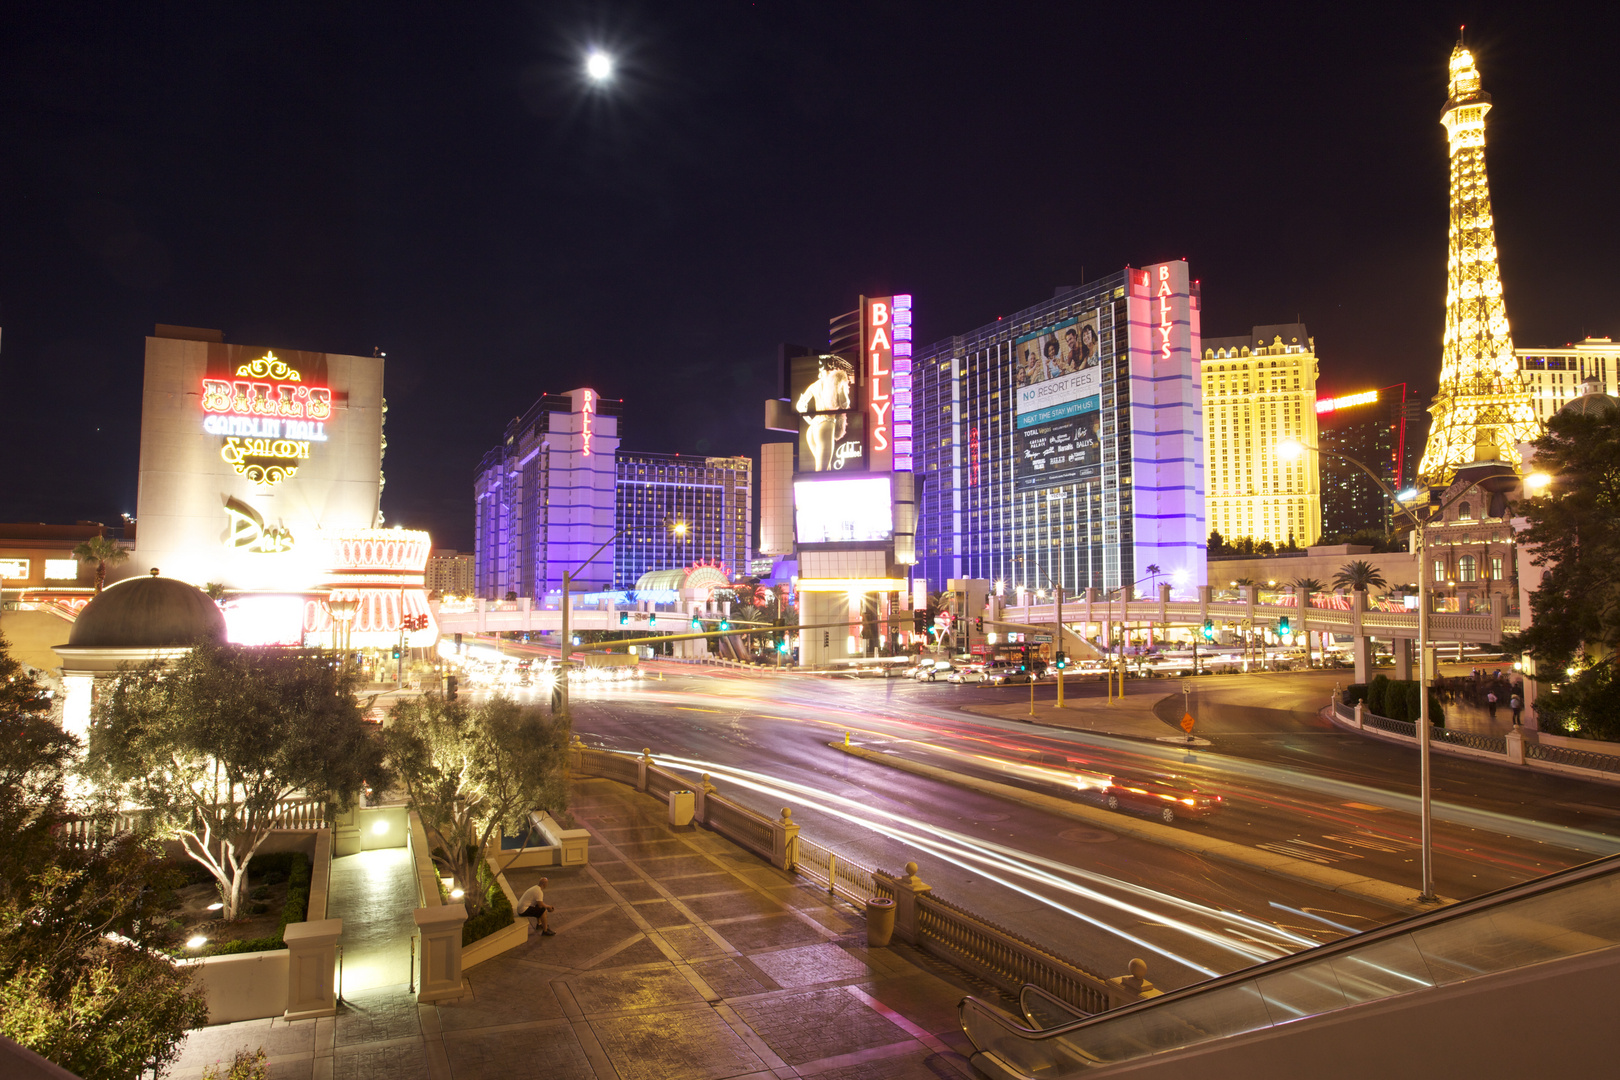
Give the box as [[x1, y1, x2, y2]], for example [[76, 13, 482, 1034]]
[[1516, 337, 1620, 422], [1316, 384, 1424, 538], [912, 264, 1203, 596], [1419, 41, 1540, 486], [473, 389, 621, 600], [425, 548, 474, 597], [613, 451, 752, 591], [1200, 324, 1319, 548]]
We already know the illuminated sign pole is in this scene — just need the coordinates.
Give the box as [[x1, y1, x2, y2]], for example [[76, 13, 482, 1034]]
[[866, 298, 894, 474]]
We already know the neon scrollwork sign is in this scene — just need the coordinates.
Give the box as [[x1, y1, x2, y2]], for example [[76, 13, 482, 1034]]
[[200, 351, 331, 485]]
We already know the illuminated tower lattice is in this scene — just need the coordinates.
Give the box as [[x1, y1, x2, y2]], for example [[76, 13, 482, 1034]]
[[1417, 41, 1540, 486]]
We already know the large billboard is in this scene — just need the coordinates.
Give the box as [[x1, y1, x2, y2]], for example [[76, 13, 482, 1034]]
[[1013, 310, 1103, 490], [794, 475, 894, 544], [789, 352, 864, 472]]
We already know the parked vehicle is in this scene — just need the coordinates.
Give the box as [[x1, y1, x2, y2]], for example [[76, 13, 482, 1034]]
[[1102, 774, 1223, 824], [985, 665, 1033, 685]]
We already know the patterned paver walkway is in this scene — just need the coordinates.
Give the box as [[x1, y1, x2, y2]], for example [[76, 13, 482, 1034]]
[[167, 778, 988, 1080]]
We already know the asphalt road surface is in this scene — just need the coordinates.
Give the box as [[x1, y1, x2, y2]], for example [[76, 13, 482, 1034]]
[[476, 648, 1620, 991]]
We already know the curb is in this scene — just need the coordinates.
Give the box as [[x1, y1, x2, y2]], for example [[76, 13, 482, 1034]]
[[829, 741, 1455, 914]]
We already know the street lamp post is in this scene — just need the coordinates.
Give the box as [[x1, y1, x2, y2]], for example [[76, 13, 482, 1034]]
[[559, 529, 624, 716], [1279, 438, 1461, 903]]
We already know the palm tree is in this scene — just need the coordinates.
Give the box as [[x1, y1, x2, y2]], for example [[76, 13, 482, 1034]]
[[1290, 576, 1326, 606], [1332, 560, 1387, 594], [1145, 563, 1162, 595], [71, 535, 129, 594], [1232, 576, 1259, 588]]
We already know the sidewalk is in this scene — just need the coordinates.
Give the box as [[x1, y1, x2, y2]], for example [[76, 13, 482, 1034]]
[[165, 779, 990, 1080]]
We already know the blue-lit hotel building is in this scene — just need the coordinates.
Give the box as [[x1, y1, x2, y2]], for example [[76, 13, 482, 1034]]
[[911, 261, 1206, 596]]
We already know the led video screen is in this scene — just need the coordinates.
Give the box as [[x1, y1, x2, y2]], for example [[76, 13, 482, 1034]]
[[794, 475, 893, 544]]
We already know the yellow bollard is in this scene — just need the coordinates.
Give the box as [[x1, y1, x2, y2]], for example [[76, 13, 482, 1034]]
[[844, 731, 851, 747]]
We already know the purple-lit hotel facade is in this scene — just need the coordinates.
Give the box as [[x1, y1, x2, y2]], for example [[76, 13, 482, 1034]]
[[911, 262, 1205, 597]]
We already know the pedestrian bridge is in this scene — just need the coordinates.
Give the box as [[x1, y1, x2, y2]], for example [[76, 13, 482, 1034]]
[[431, 598, 715, 637]]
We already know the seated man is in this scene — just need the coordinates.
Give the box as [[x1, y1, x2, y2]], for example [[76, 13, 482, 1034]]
[[515, 878, 555, 936]]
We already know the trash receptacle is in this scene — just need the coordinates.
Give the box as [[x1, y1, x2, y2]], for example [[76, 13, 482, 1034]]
[[668, 790, 695, 827], [865, 896, 896, 947]]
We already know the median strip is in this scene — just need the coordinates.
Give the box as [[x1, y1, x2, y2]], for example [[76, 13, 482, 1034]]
[[829, 740, 1455, 914]]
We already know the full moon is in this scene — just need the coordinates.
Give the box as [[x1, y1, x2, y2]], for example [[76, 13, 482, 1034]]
[[585, 51, 613, 82]]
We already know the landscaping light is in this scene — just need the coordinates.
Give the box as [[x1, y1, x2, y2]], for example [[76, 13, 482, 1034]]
[[450, 887, 465, 900], [206, 902, 224, 911], [186, 935, 208, 949], [371, 820, 390, 835]]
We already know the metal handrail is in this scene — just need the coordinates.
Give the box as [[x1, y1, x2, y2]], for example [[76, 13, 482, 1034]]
[[960, 851, 1620, 1062], [1020, 983, 1091, 1030]]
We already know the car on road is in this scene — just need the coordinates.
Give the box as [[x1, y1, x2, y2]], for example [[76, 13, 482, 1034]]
[[1102, 774, 1223, 824], [985, 665, 1033, 685], [947, 664, 988, 684], [920, 661, 953, 682]]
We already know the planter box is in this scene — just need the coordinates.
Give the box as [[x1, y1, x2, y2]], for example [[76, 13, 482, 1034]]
[[463, 852, 527, 970], [495, 810, 589, 868], [186, 949, 289, 1025]]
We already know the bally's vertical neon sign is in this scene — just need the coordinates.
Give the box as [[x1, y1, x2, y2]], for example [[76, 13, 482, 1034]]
[[580, 389, 596, 456], [864, 294, 913, 474], [1157, 264, 1175, 361]]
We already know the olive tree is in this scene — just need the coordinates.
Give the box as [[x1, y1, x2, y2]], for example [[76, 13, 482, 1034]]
[[382, 693, 569, 916], [88, 642, 385, 920], [0, 634, 207, 1079]]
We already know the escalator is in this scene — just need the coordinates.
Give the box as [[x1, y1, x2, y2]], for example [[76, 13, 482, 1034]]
[[961, 854, 1620, 1078]]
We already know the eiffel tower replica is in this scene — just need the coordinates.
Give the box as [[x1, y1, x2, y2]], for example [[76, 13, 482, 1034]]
[[1416, 39, 1541, 488]]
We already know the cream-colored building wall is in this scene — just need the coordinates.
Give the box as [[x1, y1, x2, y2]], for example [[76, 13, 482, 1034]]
[[1201, 336, 1321, 546], [1517, 338, 1620, 423], [134, 336, 385, 591]]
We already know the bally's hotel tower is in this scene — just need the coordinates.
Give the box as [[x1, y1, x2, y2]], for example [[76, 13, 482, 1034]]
[[912, 262, 1205, 596]]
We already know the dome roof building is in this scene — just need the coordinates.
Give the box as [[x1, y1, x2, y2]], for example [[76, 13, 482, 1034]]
[[1556, 377, 1619, 419], [66, 571, 227, 649], [54, 570, 227, 740]]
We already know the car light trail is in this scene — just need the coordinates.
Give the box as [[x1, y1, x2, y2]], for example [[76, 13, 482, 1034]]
[[612, 747, 1327, 974]]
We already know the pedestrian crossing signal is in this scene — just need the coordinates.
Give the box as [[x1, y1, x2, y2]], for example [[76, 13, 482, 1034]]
[[1054, 652, 1067, 670], [1201, 619, 1215, 641], [619, 611, 629, 626]]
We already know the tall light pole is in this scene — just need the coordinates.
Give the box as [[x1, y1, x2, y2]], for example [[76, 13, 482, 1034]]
[[558, 528, 623, 716], [1278, 437, 1482, 904]]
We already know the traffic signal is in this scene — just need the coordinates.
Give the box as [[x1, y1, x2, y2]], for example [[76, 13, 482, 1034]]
[[975, 616, 984, 633], [777, 638, 790, 653], [1202, 619, 1215, 641], [454, 632, 463, 649], [1054, 651, 1067, 670], [648, 613, 656, 626], [718, 619, 731, 632], [445, 675, 459, 700], [691, 616, 704, 632], [619, 611, 629, 626], [914, 610, 927, 632], [391, 647, 401, 660], [1278, 615, 1291, 636]]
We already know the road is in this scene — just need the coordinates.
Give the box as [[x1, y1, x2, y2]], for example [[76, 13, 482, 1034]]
[[474, 646, 1620, 991]]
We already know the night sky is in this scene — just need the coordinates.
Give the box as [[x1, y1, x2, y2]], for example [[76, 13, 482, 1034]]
[[3, 3, 1616, 550]]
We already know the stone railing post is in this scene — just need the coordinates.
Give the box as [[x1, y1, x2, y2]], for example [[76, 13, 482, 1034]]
[[886, 861, 931, 945], [696, 773, 716, 824], [1491, 591, 1506, 644], [637, 748, 651, 792], [1107, 959, 1163, 1006], [1505, 724, 1525, 764], [414, 903, 467, 1002], [282, 918, 342, 1020], [772, 807, 800, 871], [1353, 702, 1365, 729]]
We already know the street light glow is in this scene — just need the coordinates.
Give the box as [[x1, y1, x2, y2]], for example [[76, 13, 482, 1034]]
[[1524, 472, 1552, 492], [1275, 438, 1305, 460], [585, 51, 614, 82]]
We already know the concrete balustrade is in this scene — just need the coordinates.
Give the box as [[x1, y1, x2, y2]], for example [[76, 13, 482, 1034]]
[[282, 918, 343, 1019]]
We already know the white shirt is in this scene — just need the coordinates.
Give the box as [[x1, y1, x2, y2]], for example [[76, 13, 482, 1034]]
[[516, 885, 545, 912]]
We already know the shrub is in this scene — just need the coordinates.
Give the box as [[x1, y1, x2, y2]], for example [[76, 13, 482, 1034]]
[[1342, 683, 1368, 707], [461, 854, 514, 946], [1368, 675, 1391, 716], [200, 853, 311, 956], [1386, 680, 1409, 722]]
